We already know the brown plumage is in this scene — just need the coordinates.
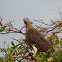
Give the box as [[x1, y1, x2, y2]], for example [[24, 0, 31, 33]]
[[23, 18, 50, 57]]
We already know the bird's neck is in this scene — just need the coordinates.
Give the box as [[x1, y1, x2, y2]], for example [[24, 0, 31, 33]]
[[26, 24, 34, 32]]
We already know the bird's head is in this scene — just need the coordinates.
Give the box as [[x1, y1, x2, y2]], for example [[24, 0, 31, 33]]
[[23, 18, 31, 25]]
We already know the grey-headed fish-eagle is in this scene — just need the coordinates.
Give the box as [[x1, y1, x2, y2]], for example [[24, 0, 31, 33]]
[[23, 18, 50, 58]]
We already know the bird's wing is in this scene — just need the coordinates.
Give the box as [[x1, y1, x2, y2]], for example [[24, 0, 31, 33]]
[[26, 28, 49, 52]]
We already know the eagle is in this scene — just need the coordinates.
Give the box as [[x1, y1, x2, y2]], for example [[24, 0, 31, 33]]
[[23, 18, 50, 58]]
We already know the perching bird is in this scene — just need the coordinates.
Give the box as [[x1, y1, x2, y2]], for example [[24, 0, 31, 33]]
[[23, 18, 50, 58]]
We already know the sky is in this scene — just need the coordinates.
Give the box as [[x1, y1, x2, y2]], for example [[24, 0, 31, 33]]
[[0, 0, 62, 56]]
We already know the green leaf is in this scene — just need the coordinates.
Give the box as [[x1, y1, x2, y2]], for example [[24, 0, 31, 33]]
[[59, 38, 62, 45], [0, 29, 3, 32], [48, 37, 52, 42], [2, 26, 7, 30], [7, 48, 12, 51], [30, 22, 34, 24], [11, 41, 15, 46], [5, 22, 9, 25]]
